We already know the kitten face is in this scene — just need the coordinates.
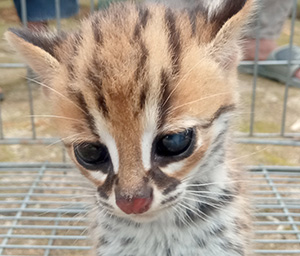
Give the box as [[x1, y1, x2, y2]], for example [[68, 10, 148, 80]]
[[5, 1, 254, 221]]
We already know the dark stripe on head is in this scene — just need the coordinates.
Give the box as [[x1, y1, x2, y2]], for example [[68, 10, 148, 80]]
[[92, 15, 103, 44], [147, 167, 180, 195], [67, 88, 99, 137], [134, 7, 150, 39], [188, 3, 208, 36], [165, 8, 181, 75], [66, 31, 83, 80], [86, 67, 109, 118], [158, 69, 171, 127], [201, 104, 235, 129], [140, 7, 150, 28], [139, 81, 149, 110], [135, 41, 149, 82]]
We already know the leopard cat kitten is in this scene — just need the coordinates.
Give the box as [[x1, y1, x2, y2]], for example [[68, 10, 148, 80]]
[[6, 0, 255, 255]]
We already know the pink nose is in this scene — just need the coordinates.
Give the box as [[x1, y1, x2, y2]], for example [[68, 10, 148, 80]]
[[116, 194, 153, 214]]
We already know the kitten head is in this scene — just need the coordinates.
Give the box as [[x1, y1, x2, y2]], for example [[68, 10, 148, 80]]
[[5, 0, 254, 221]]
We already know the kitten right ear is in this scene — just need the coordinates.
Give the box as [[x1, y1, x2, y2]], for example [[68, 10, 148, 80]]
[[4, 28, 63, 83], [195, 0, 255, 70]]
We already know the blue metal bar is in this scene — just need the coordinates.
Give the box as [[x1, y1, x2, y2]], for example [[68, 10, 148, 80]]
[[280, 0, 298, 136], [55, 0, 61, 31], [249, 8, 261, 136], [20, 0, 27, 27]]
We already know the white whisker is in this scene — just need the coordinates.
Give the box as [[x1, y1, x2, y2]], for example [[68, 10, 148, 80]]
[[25, 76, 88, 115]]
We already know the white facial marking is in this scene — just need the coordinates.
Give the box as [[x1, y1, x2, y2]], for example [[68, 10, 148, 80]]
[[160, 161, 185, 175], [92, 109, 119, 173], [101, 131, 119, 173], [196, 135, 203, 150], [141, 131, 155, 170], [141, 103, 158, 170], [90, 171, 108, 182]]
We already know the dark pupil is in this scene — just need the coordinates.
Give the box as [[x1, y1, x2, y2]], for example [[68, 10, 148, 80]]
[[157, 129, 193, 156], [76, 143, 108, 164]]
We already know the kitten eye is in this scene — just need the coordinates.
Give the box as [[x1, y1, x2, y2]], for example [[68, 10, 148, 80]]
[[156, 129, 194, 157], [74, 142, 110, 170]]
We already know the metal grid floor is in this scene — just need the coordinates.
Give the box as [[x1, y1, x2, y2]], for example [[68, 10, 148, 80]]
[[0, 163, 299, 256]]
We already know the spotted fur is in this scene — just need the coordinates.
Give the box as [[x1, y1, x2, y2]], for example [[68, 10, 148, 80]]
[[5, 0, 255, 255]]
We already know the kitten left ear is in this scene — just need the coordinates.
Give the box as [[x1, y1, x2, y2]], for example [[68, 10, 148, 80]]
[[5, 28, 64, 82], [208, 0, 256, 69]]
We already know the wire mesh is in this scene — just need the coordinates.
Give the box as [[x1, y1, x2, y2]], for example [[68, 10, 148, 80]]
[[0, 164, 299, 255]]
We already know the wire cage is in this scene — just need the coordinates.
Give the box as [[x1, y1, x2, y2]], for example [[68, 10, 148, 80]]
[[0, 0, 300, 255]]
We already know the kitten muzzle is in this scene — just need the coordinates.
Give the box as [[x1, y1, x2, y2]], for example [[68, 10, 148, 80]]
[[115, 187, 153, 214]]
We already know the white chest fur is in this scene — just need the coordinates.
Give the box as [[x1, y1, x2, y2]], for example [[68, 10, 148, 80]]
[[91, 201, 246, 256]]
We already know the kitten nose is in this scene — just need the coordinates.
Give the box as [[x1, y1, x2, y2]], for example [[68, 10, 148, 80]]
[[115, 187, 153, 214]]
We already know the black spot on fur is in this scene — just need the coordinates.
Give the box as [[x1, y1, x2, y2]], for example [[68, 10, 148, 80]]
[[101, 223, 114, 231], [166, 248, 172, 256], [209, 224, 226, 236], [195, 237, 207, 248], [98, 236, 109, 246], [121, 237, 135, 246]]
